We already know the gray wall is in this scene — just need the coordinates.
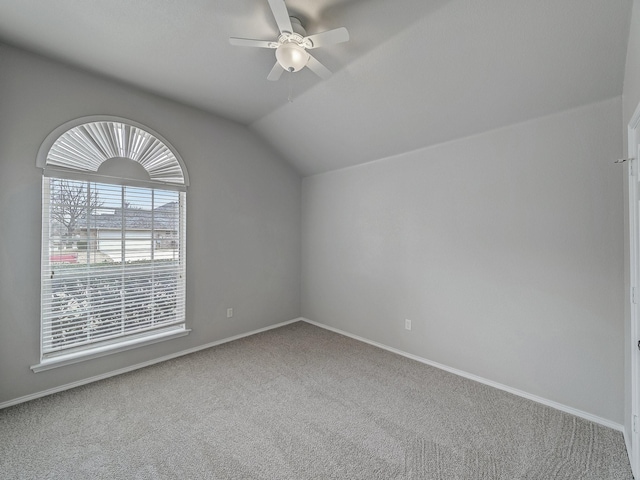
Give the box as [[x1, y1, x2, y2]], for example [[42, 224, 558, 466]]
[[623, 0, 640, 446], [302, 98, 624, 423], [0, 44, 301, 405]]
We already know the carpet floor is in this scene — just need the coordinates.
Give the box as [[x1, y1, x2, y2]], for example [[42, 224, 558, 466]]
[[0, 321, 632, 479]]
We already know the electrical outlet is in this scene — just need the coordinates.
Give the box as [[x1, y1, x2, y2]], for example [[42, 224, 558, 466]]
[[227, 308, 233, 318], [405, 319, 411, 331]]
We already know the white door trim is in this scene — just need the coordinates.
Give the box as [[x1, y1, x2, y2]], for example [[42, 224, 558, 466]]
[[627, 101, 640, 478]]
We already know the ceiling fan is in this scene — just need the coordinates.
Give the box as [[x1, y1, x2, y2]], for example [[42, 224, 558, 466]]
[[229, 0, 349, 81]]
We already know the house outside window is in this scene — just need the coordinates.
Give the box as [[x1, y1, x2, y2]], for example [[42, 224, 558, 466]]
[[33, 117, 190, 371]]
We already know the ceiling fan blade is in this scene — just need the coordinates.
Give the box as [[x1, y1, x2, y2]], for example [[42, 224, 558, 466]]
[[306, 54, 332, 80], [267, 0, 293, 34], [267, 62, 285, 81], [304, 27, 350, 49], [229, 37, 277, 48]]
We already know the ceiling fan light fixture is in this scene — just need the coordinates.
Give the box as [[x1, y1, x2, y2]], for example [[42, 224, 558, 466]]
[[229, 0, 349, 81], [275, 42, 309, 72]]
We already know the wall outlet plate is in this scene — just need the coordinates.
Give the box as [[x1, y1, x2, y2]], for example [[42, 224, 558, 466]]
[[227, 308, 233, 318], [405, 319, 411, 330]]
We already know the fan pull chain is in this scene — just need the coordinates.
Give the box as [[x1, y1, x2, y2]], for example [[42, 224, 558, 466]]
[[287, 71, 294, 103]]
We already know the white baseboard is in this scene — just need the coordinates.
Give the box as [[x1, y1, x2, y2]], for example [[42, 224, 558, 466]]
[[0, 318, 303, 410], [301, 318, 624, 433]]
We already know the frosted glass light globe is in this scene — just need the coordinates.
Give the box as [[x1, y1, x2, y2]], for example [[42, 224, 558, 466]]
[[275, 43, 310, 72]]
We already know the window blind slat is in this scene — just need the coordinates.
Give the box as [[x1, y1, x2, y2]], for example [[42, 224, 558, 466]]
[[41, 296, 186, 323]]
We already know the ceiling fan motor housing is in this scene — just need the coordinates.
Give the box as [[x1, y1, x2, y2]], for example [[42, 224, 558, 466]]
[[287, 16, 306, 37]]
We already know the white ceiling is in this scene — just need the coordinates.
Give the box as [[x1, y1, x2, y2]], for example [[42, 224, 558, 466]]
[[0, 0, 632, 175]]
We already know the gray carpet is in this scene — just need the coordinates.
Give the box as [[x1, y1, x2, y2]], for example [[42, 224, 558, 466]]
[[0, 321, 632, 479]]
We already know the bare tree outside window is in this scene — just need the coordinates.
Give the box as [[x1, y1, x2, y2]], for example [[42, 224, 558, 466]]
[[50, 180, 103, 246]]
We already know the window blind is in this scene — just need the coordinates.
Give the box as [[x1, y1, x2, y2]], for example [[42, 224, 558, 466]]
[[46, 121, 186, 185], [41, 178, 186, 356]]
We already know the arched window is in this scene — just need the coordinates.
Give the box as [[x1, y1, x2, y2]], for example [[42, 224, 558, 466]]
[[33, 117, 189, 371]]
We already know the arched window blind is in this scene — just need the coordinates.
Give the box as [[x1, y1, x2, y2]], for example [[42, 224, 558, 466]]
[[44, 121, 186, 184], [35, 117, 189, 369]]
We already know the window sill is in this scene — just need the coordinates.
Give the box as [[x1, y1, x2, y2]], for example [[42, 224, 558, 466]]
[[31, 327, 191, 373]]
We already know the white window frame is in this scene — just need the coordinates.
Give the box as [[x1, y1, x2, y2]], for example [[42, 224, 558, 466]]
[[32, 116, 190, 372]]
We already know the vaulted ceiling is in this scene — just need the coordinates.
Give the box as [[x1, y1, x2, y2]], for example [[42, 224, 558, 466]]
[[0, 0, 632, 175]]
